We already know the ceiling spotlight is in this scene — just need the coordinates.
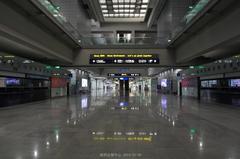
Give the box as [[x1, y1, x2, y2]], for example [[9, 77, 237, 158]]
[[168, 39, 171, 42]]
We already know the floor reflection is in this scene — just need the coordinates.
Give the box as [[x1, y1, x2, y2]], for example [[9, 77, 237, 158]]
[[1, 90, 240, 159]]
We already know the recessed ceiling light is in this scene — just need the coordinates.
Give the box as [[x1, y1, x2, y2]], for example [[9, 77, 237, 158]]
[[109, 14, 114, 17], [141, 5, 147, 8], [101, 5, 107, 8], [104, 14, 109, 17], [114, 9, 119, 12], [102, 10, 108, 13], [130, 9, 134, 12], [131, 0, 136, 3], [125, 14, 129, 16], [120, 14, 124, 16], [119, 9, 124, 12], [130, 5, 135, 8], [140, 9, 146, 13], [130, 13, 134, 16], [134, 14, 139, 17], [124, 9, 130, 12], [119, 5, 124, 8], [125, 0, 130, 3], [119, 0, 124, 3], [113, 5, 118, 8], [112, 0, 118, 3], [99, 0, 106, 4], [125, 5, 130, 8], [140, 13, 145, 16], [142, 0, 149, 3], [115, 14, 119, 17]]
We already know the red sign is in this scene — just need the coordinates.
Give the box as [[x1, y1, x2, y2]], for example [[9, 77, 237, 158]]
[[51, 77, 67, 88]]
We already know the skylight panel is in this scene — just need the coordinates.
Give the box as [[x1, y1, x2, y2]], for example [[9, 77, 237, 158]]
[[100, 0, 149, 21]]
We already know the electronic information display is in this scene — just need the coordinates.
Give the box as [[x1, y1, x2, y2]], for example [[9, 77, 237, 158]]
[[89, 54, 159, 64], [108, 73, 140, 77]]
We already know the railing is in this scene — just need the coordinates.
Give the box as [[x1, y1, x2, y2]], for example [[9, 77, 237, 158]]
[[33, 0, 83, 45], [170, 0, 218, 42], [78, 36, 168, 47]]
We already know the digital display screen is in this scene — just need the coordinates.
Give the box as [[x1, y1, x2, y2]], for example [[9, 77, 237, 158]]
[[230, 79, 240, 87], [201, 80, 217, 88], [161, 79, 167, 87], [108, 73, 140, 77], [5, 78, 21, 86], [82, 79, 88, 87], [89, 54, 159, 64]]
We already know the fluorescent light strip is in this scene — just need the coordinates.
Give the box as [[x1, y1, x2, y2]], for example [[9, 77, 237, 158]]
[[99, 0, 106, 4]]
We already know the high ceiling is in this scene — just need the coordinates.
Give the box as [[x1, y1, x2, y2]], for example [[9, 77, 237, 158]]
[[7, 0, 218, 49]]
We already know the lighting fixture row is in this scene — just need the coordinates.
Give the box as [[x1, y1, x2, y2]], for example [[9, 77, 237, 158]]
[[103, 13, 146, 17], [99, 0, 149, 3], [102, 9, 146, 13], [101, 4, 148, 8]]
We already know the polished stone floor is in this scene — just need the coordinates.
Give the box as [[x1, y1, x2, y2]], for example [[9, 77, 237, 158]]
[[1, 90, 240, 159]]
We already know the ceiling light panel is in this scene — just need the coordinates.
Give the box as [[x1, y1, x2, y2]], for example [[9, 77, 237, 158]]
[[101, 5, 107, 8], [99, 0, 149, 21], [100, 0, 106, 3]]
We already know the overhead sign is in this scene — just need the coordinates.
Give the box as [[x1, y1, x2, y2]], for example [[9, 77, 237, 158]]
[[89, 54, 159, 64], [108, 73, 140, 77]]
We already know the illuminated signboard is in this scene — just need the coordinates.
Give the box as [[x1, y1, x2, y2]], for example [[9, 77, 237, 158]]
[[108, 73, 140, 77], [89, 54, 159, 64]]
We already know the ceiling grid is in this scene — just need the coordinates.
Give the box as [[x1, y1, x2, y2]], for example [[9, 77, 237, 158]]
[[99, 0, 149, 22]]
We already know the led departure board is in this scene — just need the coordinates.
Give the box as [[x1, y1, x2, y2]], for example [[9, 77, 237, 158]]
[[89, 54, 159, 64], [108, 73, 140, 77]]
